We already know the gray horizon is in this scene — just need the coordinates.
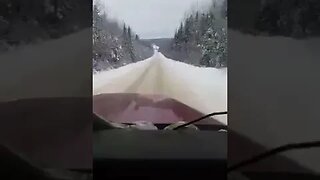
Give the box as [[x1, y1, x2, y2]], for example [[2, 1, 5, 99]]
[[102, 0, 217, 39]]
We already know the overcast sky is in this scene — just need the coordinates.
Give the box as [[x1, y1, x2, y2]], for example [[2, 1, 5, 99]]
[[103, 0, 213, 39]]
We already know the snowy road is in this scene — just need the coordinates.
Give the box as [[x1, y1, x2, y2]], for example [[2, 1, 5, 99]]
[[0, 29, 92, 101], [94, 51, 227, 124]]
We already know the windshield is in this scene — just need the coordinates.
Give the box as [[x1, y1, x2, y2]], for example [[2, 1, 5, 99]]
[[93, 0, 227, 129]]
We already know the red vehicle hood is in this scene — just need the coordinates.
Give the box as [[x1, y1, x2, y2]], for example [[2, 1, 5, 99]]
[[93, 93, 222, 125]]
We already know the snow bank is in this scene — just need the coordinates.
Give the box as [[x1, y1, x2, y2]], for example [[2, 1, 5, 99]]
[[93, 52, 227, 124]]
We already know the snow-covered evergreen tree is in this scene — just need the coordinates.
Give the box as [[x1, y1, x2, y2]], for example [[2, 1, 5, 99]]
[[194, 12, 201, 45], [122, 24, 128, 40], [200, 2, 227, 68], [127, 26, 136, 62], [199, 13, 209, 36], [173, 23, 184, 49], [183, 16, 192, 43], [172, 0, 227, 68], [200, 28, 217, 67], [93, 2, 125, 71]]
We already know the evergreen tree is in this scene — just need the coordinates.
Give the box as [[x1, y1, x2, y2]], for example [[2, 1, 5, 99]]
[[122, 24, 129, 57], [93, 4, 106, 67], [216, 27, 227, 67], [199, 13, 208, 36], [135, 34, 140, 40], [122, 24, 127, 40], [200, 26, 227, 68], [207, 12, 215, 29], [127, 26, 132, 39], [195, 11, 199, 21], [170, 0, 227, 68], [200, 28, 216, 67], [173, 30, 179, 48], [93, 2, 124, 71], [194, 11, 201, 45], [174, 23, 184, 49], [109, 36, 122, 63], [183, 16, 192, 43], [127, 26, 136, 62]]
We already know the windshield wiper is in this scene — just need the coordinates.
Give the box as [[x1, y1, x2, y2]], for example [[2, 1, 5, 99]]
[[173, 111, 227, 130]]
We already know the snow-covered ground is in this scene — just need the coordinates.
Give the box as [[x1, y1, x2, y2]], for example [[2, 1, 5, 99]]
[[0, 29, 91, 101], [93, 51, 227, 124], [229, 30, 320, 173]]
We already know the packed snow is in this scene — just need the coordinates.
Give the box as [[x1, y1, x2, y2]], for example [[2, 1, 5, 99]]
[[93, 51, 227, 124]]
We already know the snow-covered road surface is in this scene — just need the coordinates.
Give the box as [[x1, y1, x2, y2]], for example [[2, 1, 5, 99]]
[[0, 29, 91, 101], [94, 52, 227, 125]]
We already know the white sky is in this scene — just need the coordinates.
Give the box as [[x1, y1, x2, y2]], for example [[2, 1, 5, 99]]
[[103, 0, 213, 39]]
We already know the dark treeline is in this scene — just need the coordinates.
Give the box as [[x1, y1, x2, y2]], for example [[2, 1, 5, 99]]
[[0, 0, 91, 51], [255, 0, 320, 38], [229, 0, 320, 38], [172, 0, 227, 68]]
